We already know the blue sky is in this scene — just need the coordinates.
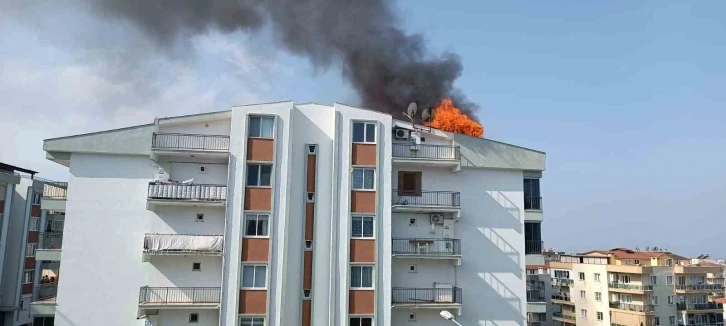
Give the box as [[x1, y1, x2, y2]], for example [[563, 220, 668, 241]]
[[0, 1, 724, 256]]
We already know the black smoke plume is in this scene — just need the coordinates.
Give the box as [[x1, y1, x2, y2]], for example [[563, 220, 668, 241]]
[[89, 0, 478, 118]]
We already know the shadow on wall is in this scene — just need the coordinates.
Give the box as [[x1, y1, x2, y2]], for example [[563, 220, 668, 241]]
[[54, 309, 80, 326], [455, 134, 543, 169], [485, 191, 522, 228], [477, 227, 520, 267]]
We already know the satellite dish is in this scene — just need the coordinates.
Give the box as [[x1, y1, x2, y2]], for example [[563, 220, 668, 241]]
[[422, 107, 431, 122], [407, 102, 418, 118]]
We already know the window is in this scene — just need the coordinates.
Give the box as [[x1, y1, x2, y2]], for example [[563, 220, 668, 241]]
[[249, 116, 274, 138], [245, 214, 270, 237], [239, 317, 265, 326], [408, 218, 417, 226], [198, 165, 206, 174], [350, 317, 373, 326], [408, 265, 417, 273], [28, 218, 39, 231], [303, 290, 311, 299], [242, 265, 267, 289], [307, 144, 317, 154], [580, 309, 587, 318], [594, 273, 601, 282], [669, 316, 675, 325], [621, 275, 631, 283], [597, 312, 603, 321], [32, 192, 41, 205], [666, 258, 673, 266], [352, 168, 375, 190], [307, 192, 315, 202], [651, 276, 657, 285], [351, 216, 374, 238], [634, 259, 640, 265], [26, 243, 36, 257], [23, 271, 33, 284], [247, 164, 272, 187], [579, 272, 585, 280], [624, 260, 631, 265], [408, 313, 416, 322], [652, 296, 659, 305], [192, 262, 201, 271], [621, 294, 632, 303], [350, 265, 373, 289], [595, 292, 602, 301], [305, 241, 313, 250], [397, 171, 421, 196], [667, 295, 674, 304], [667, 276, 673, 285], [189, 313, 199, 323], [352, 122, 376, 143], [655, 317, 660, 326], [196, 214, 204, 222], [580, 290, 586, 299]]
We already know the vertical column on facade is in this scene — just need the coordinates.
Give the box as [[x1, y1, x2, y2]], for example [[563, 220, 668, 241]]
[[301, 144, 317, 326], [239, 115, 275, 324], [24, 191, 41, 297], [349, 122, 378, 323]]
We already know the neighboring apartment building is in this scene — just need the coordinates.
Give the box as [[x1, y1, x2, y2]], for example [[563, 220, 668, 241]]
[[0, 163, 44, 326], [40, 101, 546, 326], [525, 193, 551, 326], [548, 248, 725, 326]]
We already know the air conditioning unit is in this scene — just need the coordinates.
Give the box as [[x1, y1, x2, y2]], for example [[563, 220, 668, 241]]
[[395, 128, 410, 140], [430, 214, 444, 224]]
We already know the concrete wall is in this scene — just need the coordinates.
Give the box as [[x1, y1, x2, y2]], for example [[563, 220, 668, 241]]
[[168, 161, 228, 185], [148, 310, 219, 326], [150, 206, 225, 235], [159, 118, 232, 136], [571, 263, 610, 325], [651, 267, 677, 324], [146, 256, 222, 287]]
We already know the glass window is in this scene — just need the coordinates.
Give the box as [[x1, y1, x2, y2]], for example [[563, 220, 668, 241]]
[[245, 214, 269, 237], [580, 290, 586, 299], [242, 265, 267, 288], [247, 164, 272, 186], [652, 296, 659, 305], [594, 273, 600, 282], [352, 168, 375, 190], [28, 218, 39, 231], [240, 317, 265, 326], [352, 122, 376, 143], [26, 244, 36, 257], [580, 309, 587, 318], [669, 316, 675, 325], [23, 271, 33, 284], [579, 272, 585, 280], [597, 312, 603, 321], [651, 276, 657, 285], [667, 295, 674, 304], [350, 317, 373, 326], [523, 178, 540, 197], [351, 216, 374, 238], [249, 116, 274, 138], [655, 317, 660, 326], [667, 276, 673, 285], [350, 265, 373, 288], [32, 192, 41, 205], [595, 292, 601, 301]]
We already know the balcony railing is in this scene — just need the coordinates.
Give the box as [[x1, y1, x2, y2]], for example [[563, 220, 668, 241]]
[[391, 287, 462, 304], [609, 301, 655, 313], [551, 294, 572, 302], [147, 183, 227, 202], [525, 240, 543, 254], [42, 183, 67, 200], [677, 303, 724, 311], [33, 284, 58, 302], [675, 284, 724, 291], [138, 286, 221, 305], [527, 289, 546, 302], [392, 190, 460, 207], [392, 238, 461, 256], [152, 133, 229, 152], [608, 283, 653, 291], [144, 234, 224, 255], [552, 278, 574, 286], [40, 232, 63, 250], [392, 143, 460, 161], [552, 312, 576, 321], [524, 196, 542, 210]]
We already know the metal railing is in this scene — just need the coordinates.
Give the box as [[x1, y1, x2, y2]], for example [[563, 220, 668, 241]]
[[42, 183, 67, 199], [143, 234, 224, 255], [147, 183, 227, 201], [552, 312, 576, 321], [675, 284, 724, 291], [525, 240, 543, 254], [524, 196, 542, 210], [392, 143, 460, 161], [552, 278, 574, 286], [33, 284, 58, 302], [391, 287, 462, 304], [526, 289, 546, 302], [40, 232, 63, 250], [138, 286, 221, 304], [152, 133, 229, 152], [608, 283, 653, 291], [609, 301, 655, 313], [392, 238, 461, 256], [551, 294, 572, 302], [677, 303, 724, 311], [392, 190, 460, 207]]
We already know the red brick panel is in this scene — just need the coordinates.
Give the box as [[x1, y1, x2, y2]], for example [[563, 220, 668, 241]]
[[241, 238, 270, 262], [239, 290, 267, 314]]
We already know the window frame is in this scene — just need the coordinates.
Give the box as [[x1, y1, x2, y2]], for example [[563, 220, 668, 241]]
[[189, 313, 199, 323], [244, 213, 270, 238], [579, 272, 585, 280], [28, 217, 39, 231], [594, 273, 600, 282], [397, 171, 422, 197], [349, 316, 374, 326], [248, 116, 275, 139], [595, 291, 602, 301], [650, 275, 658, 285], [350, 264, 374, 289], [580, 309, 587, 318], [669, 316, 675, 325], [666, 276, 673, 285], [667, 295, 674, 305], [580, 290, 586, 300], [23, 270, 33, 284], [597, 312, 603, 321], [32, 192, 41, 205], [26, 243, 37, 257], [246, 163, 273, 187], [241, 264, 268, 289], [352, 122, 376, 144], [351, 168, 375, 191], [239, 316, 266, 326], [350, 215, 375, 239]]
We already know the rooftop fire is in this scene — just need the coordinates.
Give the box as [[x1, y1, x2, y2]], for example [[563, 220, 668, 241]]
[[427, 98, 484, 138]]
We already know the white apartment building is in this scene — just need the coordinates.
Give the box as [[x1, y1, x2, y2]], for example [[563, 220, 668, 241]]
[[41, 101, 546, 326]]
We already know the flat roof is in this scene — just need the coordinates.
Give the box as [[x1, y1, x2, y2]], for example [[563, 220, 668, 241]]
[[0, 162, 37, 175]]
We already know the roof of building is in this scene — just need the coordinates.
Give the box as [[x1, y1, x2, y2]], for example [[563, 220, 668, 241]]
[[0, 162, 37, 175], [582, 248, 689, 261]]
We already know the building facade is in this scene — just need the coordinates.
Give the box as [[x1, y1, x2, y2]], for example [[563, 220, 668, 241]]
[[41, 101, 546, 326]]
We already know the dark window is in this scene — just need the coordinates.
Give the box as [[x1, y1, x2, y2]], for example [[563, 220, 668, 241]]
[[247, 164, 272, 186], [189, 313, 199, 323], [352, 122, 376, 143], [249, 116, 274, 138], [192, 263, 201, 271], [523, 178, 541, 210], [245, 214, 269, 237], [397, 171, 422, 196], [525, 222, 541, 241], [350, 317, 373, 326]]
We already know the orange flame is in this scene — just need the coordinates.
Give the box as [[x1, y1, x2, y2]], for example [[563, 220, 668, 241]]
[[427, 98, 484, 137]]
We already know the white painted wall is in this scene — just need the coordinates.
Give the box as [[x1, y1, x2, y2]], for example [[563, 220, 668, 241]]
[[145, 256, 222, 287], [150, 206, 225, 235], [651, 267, 677, 324], [391, 260, 456, 288], [160, 118, 232, 135], [168, 161, 228, 185], [571, 263, 610, 326], [148, 309, 219, 326]]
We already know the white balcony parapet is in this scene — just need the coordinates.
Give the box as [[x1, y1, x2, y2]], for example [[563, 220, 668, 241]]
[[143, 234, 224, 256], [147, 183, 226, 202]]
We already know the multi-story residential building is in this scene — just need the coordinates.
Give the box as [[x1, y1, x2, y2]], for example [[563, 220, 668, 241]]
[[0, 162, 44, 326], [40, 101, 546, 326], [549, 248, 725, 326]]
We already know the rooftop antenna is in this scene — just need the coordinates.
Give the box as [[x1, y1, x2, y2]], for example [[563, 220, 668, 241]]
[[403, 102, 417, 123]]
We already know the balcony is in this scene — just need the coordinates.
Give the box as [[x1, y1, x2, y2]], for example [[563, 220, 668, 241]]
[[391, 190, 460, 215], [675, 284, 724, 293], [138, 286, 221, 309], [525, 240, 543, 255], [677, 303, 724, 312], [609, 301, 655, 314], [608, 283, 653, 293], [552, 312, 576, 324], [35, 232, 63, 261], [524, 196, 542, 211], [551, 294, 575, 305], [392, 238, 461, 264], [151, 133, 229, 157], [30, 284, 57, 317], [143, 234, 223, 260], [147, 182, 226, 209], [391, 287, 462, 314], [391, 143, 460, 168], [41, 182, 67, 211], [552, 278, 574, 287], [526, 288, 546, 303]]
